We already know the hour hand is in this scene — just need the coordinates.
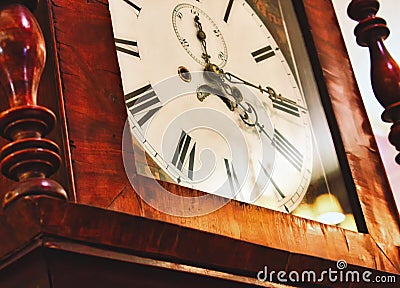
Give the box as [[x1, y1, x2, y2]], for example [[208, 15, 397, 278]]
[[196, 83, 238, 111], [194, 16, 211, 65], [223, 71, 308, 112]]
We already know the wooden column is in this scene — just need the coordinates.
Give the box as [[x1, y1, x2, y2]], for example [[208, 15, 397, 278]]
[[348, 0, 400, 164], [0, 0, 67, 207]]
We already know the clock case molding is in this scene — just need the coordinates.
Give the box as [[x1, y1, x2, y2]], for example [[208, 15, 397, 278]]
[[0, 0, 399, 287]]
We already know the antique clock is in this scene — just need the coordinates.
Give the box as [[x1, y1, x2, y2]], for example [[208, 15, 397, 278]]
[[0, 0, 398, 287], [109, 0, 354, 222]]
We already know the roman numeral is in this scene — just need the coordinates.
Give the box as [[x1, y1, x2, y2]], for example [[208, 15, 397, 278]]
[[224, 158, 240, 195], [172, 131, 196, 180], [125, 84, 161, 126], [251, 45, 275, 63], [273, 129, 303, 171], [272, 98, 300, 117], [224, 0, 234, 23], [115, 38, 140, 58], [259, 163, 285, 200], [121, 0, 141, 16], [283, 205, 290, 213]]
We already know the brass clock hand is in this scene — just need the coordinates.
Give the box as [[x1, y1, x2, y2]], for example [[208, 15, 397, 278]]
[[196, 82, 260, 127], [197, 69, 259, 126], [192, 18, 248, 119], [198, 61, 307, 113], [191, 17, 299, 124], [194, 16, 211, 65], [223, 71, 308, 112]]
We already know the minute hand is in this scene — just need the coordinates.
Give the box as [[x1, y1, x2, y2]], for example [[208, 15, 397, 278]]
[[223, 71, 308, 112]]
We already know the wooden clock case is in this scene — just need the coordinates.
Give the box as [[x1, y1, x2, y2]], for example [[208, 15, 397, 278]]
[[0, 0, 398, 287]]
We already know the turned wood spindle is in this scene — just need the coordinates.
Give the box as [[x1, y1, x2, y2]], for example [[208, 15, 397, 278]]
[[348, 0, 400, 164], [0, 1, 67, 207]]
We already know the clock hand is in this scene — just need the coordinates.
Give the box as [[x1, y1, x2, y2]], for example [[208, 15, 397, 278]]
[[193, 18, 249, 120], [196, 82, 260, 127], [197, 70, 259, 126], [196, 82, 238, 111], [197, 80, 274, 138], [223, 71, 308, 112], [197, 59, 307, 113], [192, 15, 300, 113], [190, 19, 283, 124], [194, 16, 211, 65]]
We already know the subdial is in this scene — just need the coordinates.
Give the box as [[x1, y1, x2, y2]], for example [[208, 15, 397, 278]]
[[172, 4, 228, 68]]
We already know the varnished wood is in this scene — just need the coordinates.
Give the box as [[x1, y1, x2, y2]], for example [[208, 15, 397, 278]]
[[0, 0, 39, 12], [48, 0, 127, 206], [0, 0, 397, 286], [0, 197, 398, 287], [0, 0, 72, 208], [301, 0, 400, 269], [348, 0, 400, 164], [0, 2, 67, 206], [40, 0, 399, 279], [0, 248, 51, 288], [0, 3, 45, 108]]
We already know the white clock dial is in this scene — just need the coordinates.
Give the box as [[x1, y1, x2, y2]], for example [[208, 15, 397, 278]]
[[172, 4, 228, 68], [109, 0, 313, 213]]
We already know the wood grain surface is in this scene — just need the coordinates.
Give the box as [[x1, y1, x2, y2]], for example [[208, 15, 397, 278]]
[[48, 0, 399, 274], [0, 0, 397, 282], [0, 197, 398, 287]]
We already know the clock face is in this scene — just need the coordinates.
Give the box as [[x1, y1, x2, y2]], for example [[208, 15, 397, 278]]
[[109, 0, 314, 213]]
